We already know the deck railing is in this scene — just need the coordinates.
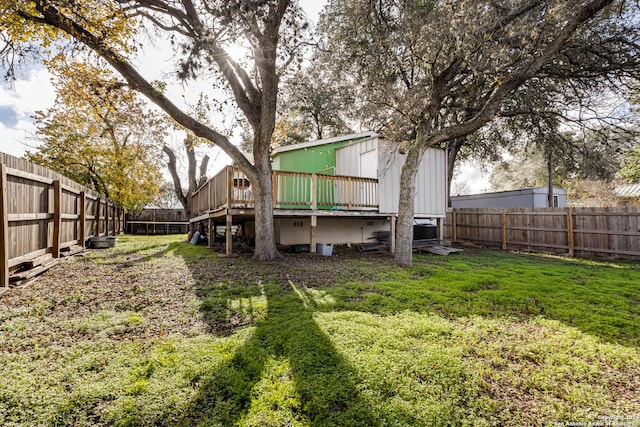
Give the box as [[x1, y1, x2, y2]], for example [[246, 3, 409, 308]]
[[191, 166, 379, 217]]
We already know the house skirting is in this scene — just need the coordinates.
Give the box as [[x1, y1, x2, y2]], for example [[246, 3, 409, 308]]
[[191, 208, 444, 256]]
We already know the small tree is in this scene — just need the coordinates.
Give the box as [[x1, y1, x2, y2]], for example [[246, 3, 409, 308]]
[[618, 144, 640, 183], [27, 60, 164, 211], [162, 95, 212, 221]]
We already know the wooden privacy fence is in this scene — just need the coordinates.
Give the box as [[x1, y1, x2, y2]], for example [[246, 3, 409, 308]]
[[1, 153, 123, 290], [125, 209, 188, 235], [445, 207, 640, 261]]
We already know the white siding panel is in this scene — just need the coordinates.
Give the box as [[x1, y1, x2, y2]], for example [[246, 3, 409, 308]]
[[336, 137, 378, 177], [360, 150, 377, 178], [415, 148, 447, 217], [378, 140, 402, 214], [378, 140, 446, 217]]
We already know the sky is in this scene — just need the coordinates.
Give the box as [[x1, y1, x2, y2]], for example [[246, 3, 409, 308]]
[[0, 0, 490, 194]]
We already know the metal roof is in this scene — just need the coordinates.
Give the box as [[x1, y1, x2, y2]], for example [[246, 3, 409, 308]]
[[270, 131, 378, 155], [615, 183, 640, 197]]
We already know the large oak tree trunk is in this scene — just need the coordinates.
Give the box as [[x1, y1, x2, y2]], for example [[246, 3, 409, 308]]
[[252, 168, 279, 261], [394, 144, 424, 266], [253, 128, 280, 261]]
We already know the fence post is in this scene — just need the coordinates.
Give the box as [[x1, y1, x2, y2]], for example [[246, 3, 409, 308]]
[[106, 202, 111, 236], [0, 164, 9, 289], [567, 207, 574, 256], [79, 191, 86, 247], [452, 208, 457, 242], [111, 204, 116, 235], [501, 210, 507, 250], [52, 180, 61, 258], [95, 197, 101, 236]]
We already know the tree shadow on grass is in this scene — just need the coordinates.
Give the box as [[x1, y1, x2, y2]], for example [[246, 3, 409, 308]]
[[178, 277, 381, 426]]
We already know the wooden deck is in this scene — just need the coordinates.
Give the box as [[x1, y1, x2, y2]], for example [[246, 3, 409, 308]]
[[191, 166, 380, 219], [190, 166, 391, 254]]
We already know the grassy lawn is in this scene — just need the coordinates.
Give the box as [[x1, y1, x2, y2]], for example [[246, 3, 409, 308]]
[[1, 234, 639, 426]]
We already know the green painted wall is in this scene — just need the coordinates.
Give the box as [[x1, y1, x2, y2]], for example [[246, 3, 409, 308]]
[[272, 137, 369, 174], [271, 136, 370, 209]]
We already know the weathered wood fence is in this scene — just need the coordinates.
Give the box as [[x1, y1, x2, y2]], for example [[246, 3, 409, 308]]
[[125, 209, 188, 235], [1, 153, 123, 289], [445, 207, 640, 261]]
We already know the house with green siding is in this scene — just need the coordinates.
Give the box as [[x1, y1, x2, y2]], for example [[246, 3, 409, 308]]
[[271, 132, 376, 175], [190, 132, 447, 254]]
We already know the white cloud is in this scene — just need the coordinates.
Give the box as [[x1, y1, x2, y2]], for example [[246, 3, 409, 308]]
[[0, 2, 327, 162], [0, 68, 55, 158], [452, 160, 493, 195]]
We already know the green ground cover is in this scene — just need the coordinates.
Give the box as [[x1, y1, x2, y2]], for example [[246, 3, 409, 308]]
[[0, 234, 638, 426]]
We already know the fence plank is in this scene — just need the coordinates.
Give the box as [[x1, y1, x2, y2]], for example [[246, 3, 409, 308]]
[[0, 164, 8, 288], [52, 180, 61, 258], [567, 208, 574, 256], [79, 192, 86, 247], [501, 211, 506, 250]]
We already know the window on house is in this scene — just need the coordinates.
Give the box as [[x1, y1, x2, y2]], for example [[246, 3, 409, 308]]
[[553, 195, 559, 207]]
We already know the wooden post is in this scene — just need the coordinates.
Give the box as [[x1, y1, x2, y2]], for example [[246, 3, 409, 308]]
[[52, 180, 61, 258], [0, 164, 9, 288], [106, 202, 111, 235], [225, 213, 233, 256], [111, 204, 116, 235], [347, 177, 352, 210], [311, 174, 317, 210], [272, 170, 278, 208], [452, 209, 458, 242], [501, 210, 507, 250], [389, 215, 396, 254], [227, 167, 234, 208], [437, 217, 444, 240], [79, 191, 86, 247], [95, 197, 101, 236], [208, 218, 212, 248], [310, 215, 317, 253], [567, 207, 575, 256]]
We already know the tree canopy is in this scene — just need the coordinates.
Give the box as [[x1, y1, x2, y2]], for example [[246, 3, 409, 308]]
[[319, 0, 640, 265], [2, 0, 308, 260], [26, 60, 164, 211]]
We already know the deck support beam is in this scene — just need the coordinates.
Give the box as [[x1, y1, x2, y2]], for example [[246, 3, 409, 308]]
[[310, 215, 317, 253], [226, 213, 232, 256], [207, 218, 212, 248], [389, 215, 396, 254]]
